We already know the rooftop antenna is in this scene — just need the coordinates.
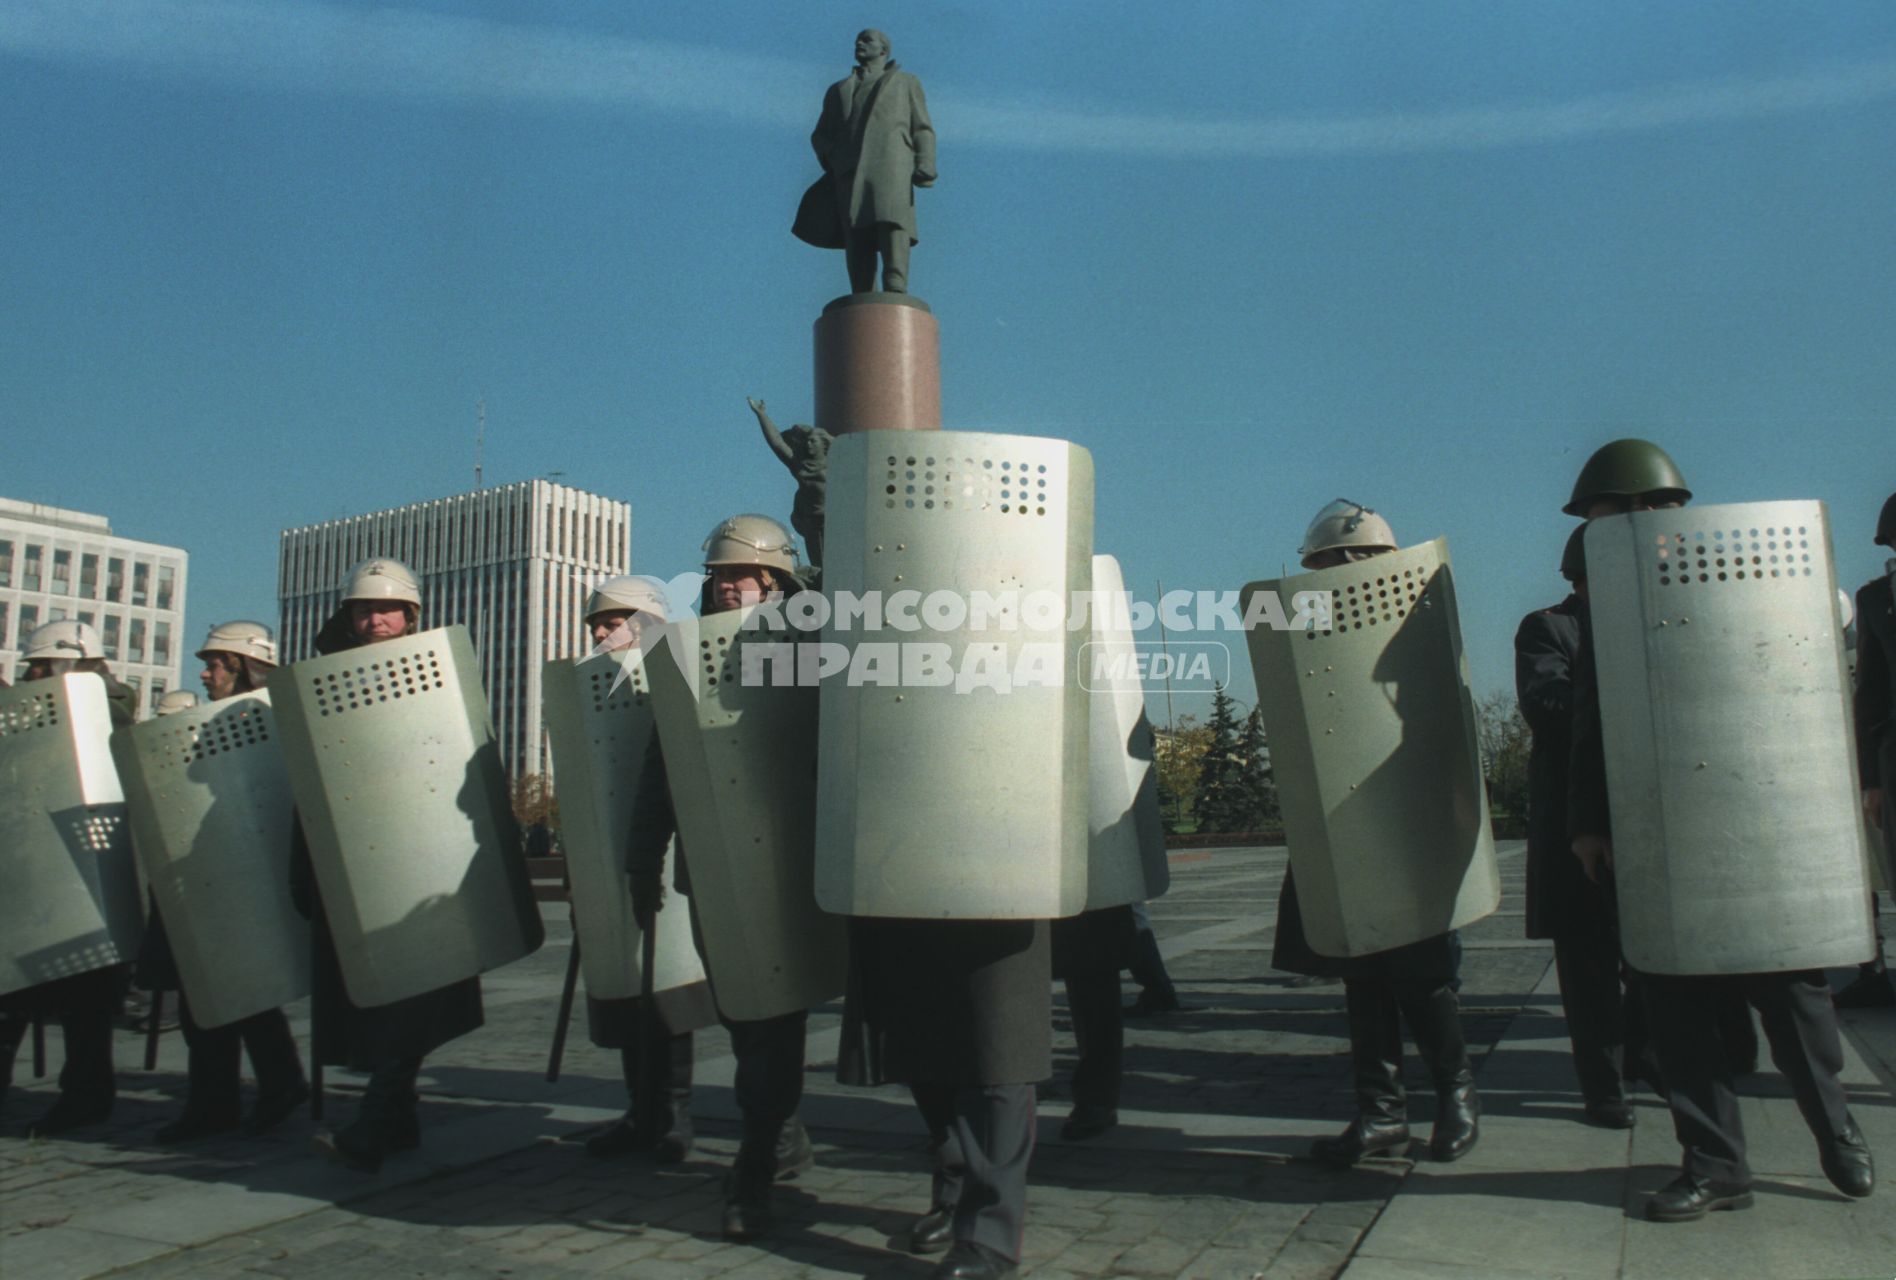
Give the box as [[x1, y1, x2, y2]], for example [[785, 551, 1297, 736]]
[[474, 398, 486, 490]]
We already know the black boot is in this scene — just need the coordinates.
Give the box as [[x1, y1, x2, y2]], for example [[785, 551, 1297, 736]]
[[1124, 929, 1182, 1016], [1400, 984, 1480, 1162], [723, 1129, 778, 1241], [240, 1009, 309, 1135], [1311, 982, 1410, 1166], [313, 1057, 420, 1173], [652, 1030, 696, 1163], [775, 1113, 814, 1180]]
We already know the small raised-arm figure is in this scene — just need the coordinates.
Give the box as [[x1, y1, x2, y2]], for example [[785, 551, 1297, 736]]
[[749, 397, 832, 570]]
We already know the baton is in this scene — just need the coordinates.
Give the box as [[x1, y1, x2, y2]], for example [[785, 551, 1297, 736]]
[[635, 896, 660, 1148], [547, 937, 582, 1083], [309, 924, 324, 1122], [143, 988, 164, 1071]]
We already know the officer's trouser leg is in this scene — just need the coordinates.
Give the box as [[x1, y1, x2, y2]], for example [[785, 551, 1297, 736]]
[[879, 225, 910, 293], [178, 993, 243, 1121], [726, 1009, 807, 1159], [1645, 973, 1748, 1183], [1064, 968, 1123, 1111], [235, 1008, 305, 1101], [1552, 928, 1624, 1103], [55, 970, 119, 1110], [0, 1009, 30, 1101], [914, 1081, 1034, 1264], [1745, 970, 1851, 1142]]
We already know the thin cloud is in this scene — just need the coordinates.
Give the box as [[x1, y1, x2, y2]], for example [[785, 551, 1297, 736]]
[[5, 0, 1894, 156]]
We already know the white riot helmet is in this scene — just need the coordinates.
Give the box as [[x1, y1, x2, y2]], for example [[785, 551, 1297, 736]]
[[196, 619, 278, 667], [21, 619, 105, 663], [584, 575, 672, 624], [702, 514, 799, 576], [1299, 499, 1398, 568], [341, 558, 422, 608], [154, 690, 202, 716]]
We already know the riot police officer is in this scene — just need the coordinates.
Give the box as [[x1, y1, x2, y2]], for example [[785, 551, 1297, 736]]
[[295, 560, 485, 1173], [1563, 439, 1874, 1220], [1842, 492, 1896, 1007], [140, 622, 308, 1143], [1516, 527, 1647, 1128], [2, 621, 135, 1134], [1270, 500, 1481, 1168], [628, 517, 815, 1240], [575, 577, 717, 1163]]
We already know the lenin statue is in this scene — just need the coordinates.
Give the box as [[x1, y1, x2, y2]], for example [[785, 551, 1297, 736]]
[[794, 29, 937, 294]]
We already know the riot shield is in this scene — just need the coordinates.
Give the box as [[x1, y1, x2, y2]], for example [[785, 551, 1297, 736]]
[[1241, 538, 1499, 957], [112, 692, 309, 1028], [541, 651, 708, 1003], [645, 606, 845, 1022], [815, 429, 1094, 918], [0, 674, 142, 995], [1587, 501, 1873, 974], [1083, 555, 1168, 910], [268, 626, 544, 1007]]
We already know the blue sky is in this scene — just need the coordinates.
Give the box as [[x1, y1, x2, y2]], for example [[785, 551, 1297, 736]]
[[4, 0, 1892, 718]]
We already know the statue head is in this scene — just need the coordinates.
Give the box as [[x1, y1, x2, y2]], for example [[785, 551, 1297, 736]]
[[854, 29, 890, 64]]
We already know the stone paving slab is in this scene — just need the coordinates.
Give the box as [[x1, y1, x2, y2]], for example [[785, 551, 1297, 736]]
[[5, 846, 1892, 1279]]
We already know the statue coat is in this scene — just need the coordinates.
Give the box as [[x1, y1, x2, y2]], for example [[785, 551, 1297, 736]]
[[797, 63, 935, 249]]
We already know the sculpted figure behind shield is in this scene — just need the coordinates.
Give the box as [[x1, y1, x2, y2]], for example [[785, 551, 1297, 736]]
[[794, 28, 936, 294]]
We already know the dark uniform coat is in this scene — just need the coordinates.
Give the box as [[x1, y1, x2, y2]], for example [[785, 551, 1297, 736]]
[[840, 916, 1052, 1089], [285, 614, 483, 1071], [1856, 573, 1896, 871], [1516, 595, 1614, 940], [1270, 867, 1459, 988]]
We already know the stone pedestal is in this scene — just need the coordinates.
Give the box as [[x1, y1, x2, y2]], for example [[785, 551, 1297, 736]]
[[813, 293, 940, 435]]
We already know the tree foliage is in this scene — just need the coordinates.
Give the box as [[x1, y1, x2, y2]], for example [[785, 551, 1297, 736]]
[[1475, 690, 1532, 822], [1153, 715, 1212, 830], [1194, 691, 1247, 833]]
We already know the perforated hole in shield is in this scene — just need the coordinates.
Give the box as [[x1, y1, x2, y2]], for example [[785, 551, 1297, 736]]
[[587, 662, 647, 711], [1304, 566, 1427, 639], [75, 812, 124, 852], [170, 704, 273, 764], [0, 691, 60, 739], [886, 453, 1057, 516], [40, 941, 120, 981], [701, 632, 732, 687], [1653, 525, 1813, 587], [311, 649, 448, 717]]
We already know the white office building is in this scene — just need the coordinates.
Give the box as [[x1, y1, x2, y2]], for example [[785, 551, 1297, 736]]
[[277, 481, 631, 779], [0, 498, 190, 717]]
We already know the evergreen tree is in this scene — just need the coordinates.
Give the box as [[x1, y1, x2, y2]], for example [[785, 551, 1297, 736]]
[[1193, 690, 1244, 832], [1234, 705, 1278, 830]]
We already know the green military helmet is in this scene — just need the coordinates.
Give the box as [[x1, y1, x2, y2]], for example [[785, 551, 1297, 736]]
[[584, 575, 671, 624], [702, 514, 800, 576], [21, 618, 105, 662], [340, 557, 422, 607], [154, 690, 202, 716], [1876, 492, 1896, 548], [1563, 439, 1691, 516], [1298, 499, 1397, 569], [1560, 524, 1588, 583], [196, 619, 278, 667]]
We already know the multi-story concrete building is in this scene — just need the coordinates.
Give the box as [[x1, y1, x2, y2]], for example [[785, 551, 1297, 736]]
[[0, 498, 190, 718], [277, 481, 630, 779]]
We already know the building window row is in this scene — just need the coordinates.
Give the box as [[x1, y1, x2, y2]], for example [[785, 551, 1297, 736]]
[[0, 538, 178, 611]]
